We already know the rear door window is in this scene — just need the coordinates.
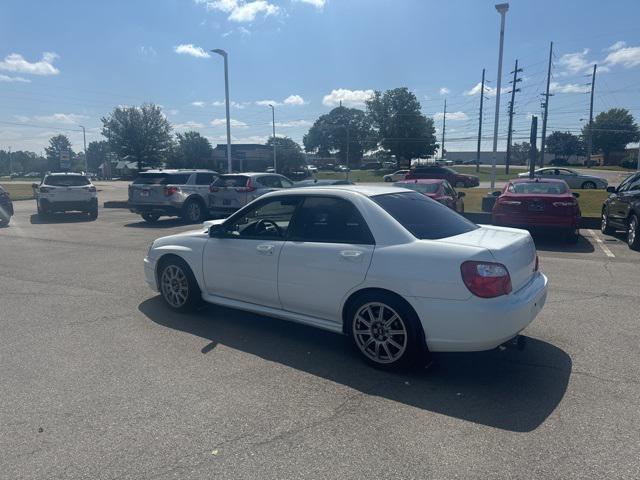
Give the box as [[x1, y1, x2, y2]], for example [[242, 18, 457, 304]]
[[257, 175, 281, 188], [289, 196, 374, 244]]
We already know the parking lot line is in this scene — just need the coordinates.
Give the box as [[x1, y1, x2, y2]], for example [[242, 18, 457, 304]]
[[587, 229, 615, 258]]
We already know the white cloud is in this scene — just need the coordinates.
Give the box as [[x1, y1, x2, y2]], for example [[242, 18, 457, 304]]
[[168, 109, 180, 116], [606, 41, 626, 52], [197, 0, 279, 23], [439, 87, 450, 95], [0, 52, 59, 76], [33, 113, 89, 124], [238, 26, 251, 35], [138, 46, 157, 57], [558, 49, 593, 75], [211, 118, 248, 128], [275, 120, 312, 127], [295, 0, 326, 8], [191, 101, 206, 107], [604, 46, 640, 69], [283, 94, 305, 105], [212, 100, 247, 108], [256, 99, 279, 106], [209, 133, 269, 144], [0, 74, 30, 83], [174, 44, 210, 58], [175, 121, 204, 131], [322, 88, 374, 107], [434, 111, 468, 121], [463, 83, 507, 96], [549, 82, 590, 94]]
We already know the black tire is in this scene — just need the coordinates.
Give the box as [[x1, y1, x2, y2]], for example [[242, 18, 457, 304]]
[[601, 208, 614, 235], [627, 214, 640, 250], [141, 212, 160, 223], [87, 207, 98, 220], [346, 292, 427, 370], [384, 177, 392, 182], [157, 256, 202, 312], [582, 181, 596, 189], [182, 198, 206, 223]]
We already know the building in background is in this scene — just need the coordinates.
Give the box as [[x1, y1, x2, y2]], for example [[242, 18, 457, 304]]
[[211, 144, 273, 172]]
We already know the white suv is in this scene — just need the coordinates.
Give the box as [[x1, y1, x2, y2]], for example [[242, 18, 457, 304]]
[[33, 173, 98, 219]]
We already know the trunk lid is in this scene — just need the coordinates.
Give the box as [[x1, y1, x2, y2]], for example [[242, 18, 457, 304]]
[[437, 225, 537, 292]]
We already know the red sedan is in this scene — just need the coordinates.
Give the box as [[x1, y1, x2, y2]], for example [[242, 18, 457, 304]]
[[394, 179, 465, 212], [492, 178, 581, 242]]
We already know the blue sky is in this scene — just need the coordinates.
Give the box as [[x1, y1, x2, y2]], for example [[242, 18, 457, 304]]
[[1, 0, 639, 154]]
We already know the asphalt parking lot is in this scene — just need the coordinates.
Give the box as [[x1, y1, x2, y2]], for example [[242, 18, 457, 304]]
[[1, 182, 639, 479]]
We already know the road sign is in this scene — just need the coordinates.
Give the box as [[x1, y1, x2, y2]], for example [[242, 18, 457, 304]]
[[60, 151, 71, 170]]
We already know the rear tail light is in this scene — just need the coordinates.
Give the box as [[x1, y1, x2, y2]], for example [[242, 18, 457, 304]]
[[164, 186, 179, 196], [461, 261, 512, 298], [498, 199, 522, 206], [552, 200, 577, 207], [236, 178, 256, 193], [84, 186, 96, 192], [39, 187, 51, 193]]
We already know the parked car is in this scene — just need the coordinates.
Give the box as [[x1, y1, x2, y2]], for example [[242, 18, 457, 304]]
[[601, 172, 640, 250], [492, 178, 581, 243], [383, 170, 410, 182], [33, 172, 98, 219], [306, 165, 318, 173], [405, 165, 480, 188], [394, 179, 465, 212], [335, 164, 350, 172], [518, 167, 608, 190], [145, 185, 547, 369], [0, 185, 14, 226], [463, 159, 483, 165], [435, 159, 454, 166], [208, 173, 294, 216], [294, 179, 354, 187], [361, 161, 382, 170], [128, 169, 218, 223]]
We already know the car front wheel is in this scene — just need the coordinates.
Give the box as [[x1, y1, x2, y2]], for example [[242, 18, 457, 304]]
[[582, 181, 596, 189], [628, 214, 640, 250], [182, 199, 206, 223], [142, 213, 160, 223], [601, 208, 614, 235], [348, 293, 426, 369], [158, 257, 201, 312]]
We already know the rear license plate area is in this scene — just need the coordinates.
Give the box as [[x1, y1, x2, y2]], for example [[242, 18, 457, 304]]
[[141, 190, 150, 197], [222, 199, 231, 206], [528, 201, 544, 212]]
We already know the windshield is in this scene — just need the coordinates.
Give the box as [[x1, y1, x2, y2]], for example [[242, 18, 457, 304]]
[[394, 182, 440, 194], [44, 175, 90, 187], [511, 182, 568, 194], [373, 191, 477, 239]]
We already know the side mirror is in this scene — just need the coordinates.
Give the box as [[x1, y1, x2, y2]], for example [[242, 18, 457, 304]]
[[492, 191, 502, 197], [572, 192, 580, 198], [208, 224, 224, 237], [458, 191, 466, 198], [606, 186, 616, 193], [31, 183, 38, 189]]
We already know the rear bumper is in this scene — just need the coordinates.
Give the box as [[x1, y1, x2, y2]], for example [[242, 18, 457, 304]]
[[493, 213, 579, 230], [40, 198, 97, 212], [409, 272, 548, 352], [129, 203, 182, 216]]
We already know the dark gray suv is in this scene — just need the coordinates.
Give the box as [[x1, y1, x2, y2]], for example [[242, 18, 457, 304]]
[[208, 173, 294, 216]]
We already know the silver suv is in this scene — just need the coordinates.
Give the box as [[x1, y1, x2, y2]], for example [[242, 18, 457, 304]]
[[33, 173, 98, 219], [128, 169, 218, 223], [208, 173, 294, 215]]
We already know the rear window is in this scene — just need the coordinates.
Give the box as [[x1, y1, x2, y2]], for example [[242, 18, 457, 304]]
[[132, 173, 191, 185], [510, 182, 567, 194], [394, 182, 440, 194], [44, 175, 90, 187], [212, 175, 249, 188], [372, 191, 477, 240]]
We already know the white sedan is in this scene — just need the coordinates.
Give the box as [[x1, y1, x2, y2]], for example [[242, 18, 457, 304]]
[[144, 185, 547, 368]]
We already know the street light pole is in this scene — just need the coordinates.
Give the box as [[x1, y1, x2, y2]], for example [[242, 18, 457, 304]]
[[212, 49, 232, 173], [79, 125, 87, 173], [269, 104, 276, 173], [491, 3, 509, 191]]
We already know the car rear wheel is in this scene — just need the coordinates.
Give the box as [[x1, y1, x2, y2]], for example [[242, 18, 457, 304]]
[[601, 209, 614, 235], [582, 181, 596, 189], [182, 199, 206, 223], [628, 214, 640, 250], [347, 293, 426, 369], [158, 257, 201, 312], [142, 213, 160, 223]]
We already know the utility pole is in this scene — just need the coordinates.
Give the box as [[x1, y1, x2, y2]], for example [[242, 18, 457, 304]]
[[211, 49, 232, 173], [490, 3, 509, 191], [79, 125, 87, 173], [505, 59, 522, 175], [476, 68, 486, 173], [441, 98, 447, 160], [529, 116, 538, 178], [586, 64, 597, 168], [345, 124, 350, 181], [8, 147, 12, 177], [269, 104, 276, 173], [539, 41, 553, 168]]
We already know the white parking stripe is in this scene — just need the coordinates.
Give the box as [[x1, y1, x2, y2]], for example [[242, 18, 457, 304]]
[[587, 229, 615, 258]]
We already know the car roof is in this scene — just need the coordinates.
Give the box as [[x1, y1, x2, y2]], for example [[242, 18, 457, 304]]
[[219, 172, 284, 177], [395, 179, 443, 184], [271, 184, 405, 198], [46, 172, 87, 176], [141, 169, 217, 173], [512, 178, 567, 184]]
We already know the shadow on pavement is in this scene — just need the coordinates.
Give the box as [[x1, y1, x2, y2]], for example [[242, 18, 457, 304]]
[[124, 218, 193, 229], [533, 231, 595, 254], [29, 213, 95, 224], [139, 296, 571, 432]]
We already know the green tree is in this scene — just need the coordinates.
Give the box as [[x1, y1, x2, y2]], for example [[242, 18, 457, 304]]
[[303, 106, 373, 166], [511, 142, 532, 165], [582, 108, 639, 164], [101, 103, 173, 170], [86, 140, 110, 173], [366, 87, 438, 168], [546, 131, 584, 162], [169, 131, 214, 169], [45, 134, 74, 171], [267, 136, 306, 174]]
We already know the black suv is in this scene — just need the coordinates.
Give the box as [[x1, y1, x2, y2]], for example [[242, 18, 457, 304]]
[[601, 172, 640, 250]]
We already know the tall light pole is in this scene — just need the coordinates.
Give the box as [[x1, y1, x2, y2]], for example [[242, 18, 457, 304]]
[[211, 49, 232, 173], [79, 125, 87, 173], [269, 104, 276, 173], [490, 2, 509, 191]]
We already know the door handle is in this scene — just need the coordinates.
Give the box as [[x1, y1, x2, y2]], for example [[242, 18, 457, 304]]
[[340, 250, 363, 261], [256, 244, 275, 255]]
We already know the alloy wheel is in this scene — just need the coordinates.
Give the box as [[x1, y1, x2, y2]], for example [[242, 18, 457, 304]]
[[352, 302, 408, 364], [187, 202, 201, 222], [629, 216, 638, 246], [161, 265, 189, 308]]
